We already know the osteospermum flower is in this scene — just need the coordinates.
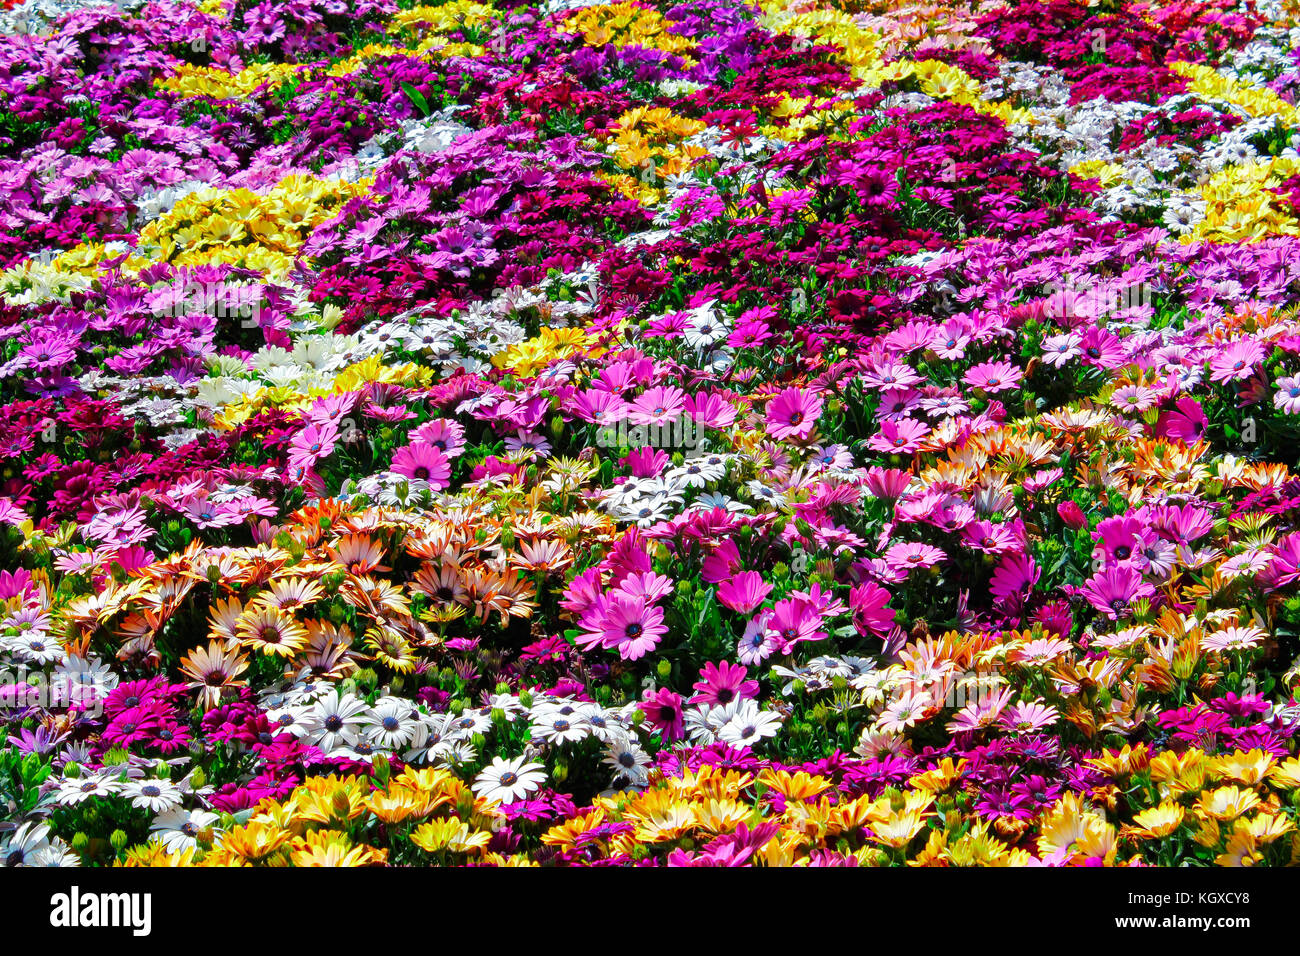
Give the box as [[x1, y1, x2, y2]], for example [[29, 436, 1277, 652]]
[[179, 642, 250, 711], [299, 689, 370, 752], [390, 443, 451, 488], [122, 779, 183, 813], [581, 593, 667, 661], [1156, 396, 1208, 443], [149, 807, 223, 854], [714, 571, 772, 614], [236, 605, 310, 657], [1208, 339, 1265, 384], [1203, 625, 1267, 652], [691, 661, 759, 707], [716, 699, 783, 748], [473, 756, 546, 804], [1274, 375, 1300, 414], [1000, 700, 1060, 733], [883, 541, 946, 573], [765, 387, 823, 441], [963, 361, 1022, 393], [867, 417, 930, 454], [1080, 564, 1156, 619]]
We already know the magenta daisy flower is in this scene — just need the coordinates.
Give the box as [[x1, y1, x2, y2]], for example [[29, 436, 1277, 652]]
[[691, 661, 759, 707], [1093, 515, 1150, 565], [849, 580, 895, 636], [963, 520, 1019, 554], [390, 443, 451, 488], [1080, 564, 1156, 619], [764, 597, 827, 653], [715, 571, 772, 614], [989, 552, 1040, 599], [765, 387, 823, 441], [641, 687, 685, 742], [289, 421, 339, 466], [1155, 396, 1208, 443], [865, 466, 912, 499], [410, 418, 467, 457], [595, 593, 666, 661]]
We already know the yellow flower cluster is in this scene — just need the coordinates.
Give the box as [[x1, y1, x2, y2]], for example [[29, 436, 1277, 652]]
[[212, 353, 437, 431], [392, 0, 498, 37], [386, 0, 500, 58], [754, 0, 1031, 126], [134, 174, 371, 278], [565, 2, 697, 57], [606, 106, 707, 174], [491, 326, 603, 379], [1068, 159, 1127, 188], [1185, 156, 1300, 244], [155, 63, 305, 100], [118, 770, 509, 867], [595, 105, 708, 203], [756, 0, 888, 79], [874, 58, 1037, 126], [539, 766, 941, 864], [1091, 745, 1300, 866], [1171, 61, 1300, 129]]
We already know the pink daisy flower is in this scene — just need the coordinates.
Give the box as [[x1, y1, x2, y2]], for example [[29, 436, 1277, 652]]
[[289, 422, 339, 467], [963, 360, 1023, 393], [989, 552, 1040, 599], [883, 541, 946, 573], [1041, 332, 1082, 367], [410, 418, 467, 458], [865, 466, 912, 499], [715, 571, 773, 614], [641, 687, 685, 742], [1274, 375, 1300, 415], [627, 385, 687, 426], [1080, 564, 1155, 619], [684, 392, 737, 428], [691, 661, 759, 706], [1155, 396, 1208, 444], [765, 597, 828, 653], [1208, 339, 1265, 384], [1000, 700, 1060, 733], [849, 580, 895, 636], [963, 520, 1019, 555], [738, 610, 780, 665], [867, 418, 930, 454], [390, 443, 451, 488], [765, 387, 823, 441]]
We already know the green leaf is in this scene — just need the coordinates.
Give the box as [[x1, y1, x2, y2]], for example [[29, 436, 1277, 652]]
[[400, 81, 431, 117]]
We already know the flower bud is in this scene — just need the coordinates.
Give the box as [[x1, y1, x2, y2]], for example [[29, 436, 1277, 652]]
[[1057, 500, 1087, 530]]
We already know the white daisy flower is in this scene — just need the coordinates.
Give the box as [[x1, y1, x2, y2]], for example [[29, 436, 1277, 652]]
[[472, 756, 546, 804]]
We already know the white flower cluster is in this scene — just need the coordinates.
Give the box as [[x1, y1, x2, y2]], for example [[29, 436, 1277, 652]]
[[997, 56, 1300, 233], [602, 453, 733, 525], [261, 680, 656, 789]]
